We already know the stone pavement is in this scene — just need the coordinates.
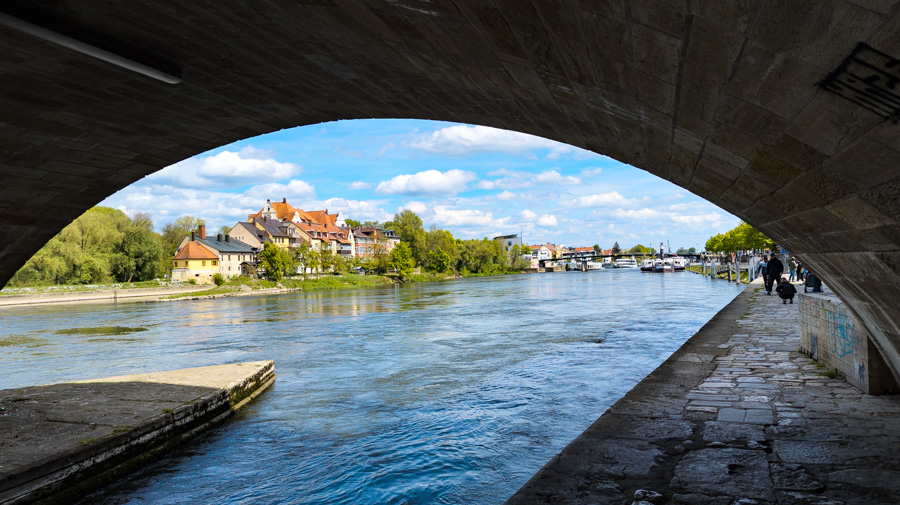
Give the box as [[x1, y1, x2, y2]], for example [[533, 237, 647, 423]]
[[507, 282, 900, 505]]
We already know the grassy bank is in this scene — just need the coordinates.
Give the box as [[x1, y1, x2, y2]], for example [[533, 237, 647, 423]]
[[161, 274, 396, 299]]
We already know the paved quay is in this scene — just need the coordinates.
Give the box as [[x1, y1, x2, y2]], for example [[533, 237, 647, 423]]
[[0, 361, 275, 505], [507, 281, 900, 505]]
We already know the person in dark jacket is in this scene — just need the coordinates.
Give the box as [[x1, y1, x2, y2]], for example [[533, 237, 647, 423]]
[[804, 272, 823, 293], [764, 253, 783, 295], [775, 277, 797, 304]]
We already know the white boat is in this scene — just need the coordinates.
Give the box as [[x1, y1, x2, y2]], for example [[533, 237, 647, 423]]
[[670, 256, 686, 271], [614, 258, 638, 268], [640, 259, 654, 272], [653, 259, 674, 273], [585, 261, 604, 270]]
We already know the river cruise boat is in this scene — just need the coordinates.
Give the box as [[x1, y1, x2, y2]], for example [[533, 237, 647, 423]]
[[640, 259, 654, 272], [670, 256, 687, 271], [614, 258, 638, 268], [653, 259, 675, 273]]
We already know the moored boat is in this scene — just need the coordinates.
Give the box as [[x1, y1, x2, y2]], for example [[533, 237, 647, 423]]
[[640, 259, 654, 272]]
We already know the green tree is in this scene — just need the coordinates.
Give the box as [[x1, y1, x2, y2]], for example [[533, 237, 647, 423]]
[[114, 224, 166, 282], [161, 216, 206, 258], [344, 218, 361, 228], [218, 225, 232, 237], [628, 244, 655, 255], [258, 243, 291, 281], [611, 241, 621, 255], [387, 210, 426, 264], [593, 244, 601, 255], [426, 248, 451, 273], [389, 242, 415, 279], [293, 242, 313, 278]]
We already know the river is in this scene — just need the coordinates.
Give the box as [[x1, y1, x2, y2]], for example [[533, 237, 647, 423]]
[[0, 269, 743, 504]]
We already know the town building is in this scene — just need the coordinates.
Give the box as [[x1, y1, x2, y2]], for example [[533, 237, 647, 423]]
[[177, 226, 258, 278], [171, 240, 219, 283]]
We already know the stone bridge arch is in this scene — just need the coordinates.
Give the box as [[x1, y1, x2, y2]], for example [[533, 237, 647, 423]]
[[1, 2, 898, 380]]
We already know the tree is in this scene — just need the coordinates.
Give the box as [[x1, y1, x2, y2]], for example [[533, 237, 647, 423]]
[[293, 242, 313, 278], [426, 248, 451, 273], [611, 242, 621, 255], [389, 242, 415, 279], [388, 210, 426, 264], [344, 218, 361, 228], [593, 244, 601, 255], [628, 244, 655, 255], [114, 224, 166, 282], [218, 225, 232, 237], [258, 243, 291, 281], [161, 216, 206, 257]]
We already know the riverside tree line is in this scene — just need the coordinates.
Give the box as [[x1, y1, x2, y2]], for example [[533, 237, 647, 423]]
[[7, 208, 532, 287]]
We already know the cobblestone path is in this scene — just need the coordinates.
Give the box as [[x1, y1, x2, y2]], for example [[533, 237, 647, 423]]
[[508, 284, 900, 505]]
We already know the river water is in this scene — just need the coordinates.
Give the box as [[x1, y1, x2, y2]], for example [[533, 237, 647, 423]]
[[1, 270, 743, 504]]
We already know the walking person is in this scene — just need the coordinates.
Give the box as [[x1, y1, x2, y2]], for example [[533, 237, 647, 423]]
[[788, 257, 797, 282], [765, 252, 783, 295], [755, 255, 767, 283]]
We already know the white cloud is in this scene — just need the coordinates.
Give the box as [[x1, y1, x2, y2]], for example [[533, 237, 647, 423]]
[[148, 147, 301, 188], [375, 169, 476, 196], [244, 179, 316, 201], [496, 191, 516, 201], [314, 197, 392, 222], [400, 201, 429, 214], [612, 208, 664, 220], [431, 206, 508, 227], [533, 170, 581, 185], [581, 167, 603, 177], [476, 180, 497, 190], [348, 181, 372, 190], [537, 214, 558, 226], [564, 192, 636, 208], [408, 125, 564, 157], [521, 210, 538, 220]]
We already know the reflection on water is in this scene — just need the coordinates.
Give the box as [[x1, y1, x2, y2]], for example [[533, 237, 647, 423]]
[[55, 326, 149, 336], [0, 271, 743, 504]]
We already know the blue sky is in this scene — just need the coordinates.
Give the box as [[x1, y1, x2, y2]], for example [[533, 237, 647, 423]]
[[101, 119, 739, 251]]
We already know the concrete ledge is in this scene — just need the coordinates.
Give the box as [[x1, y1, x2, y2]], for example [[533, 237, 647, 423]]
[[0, 361, 275, 505], [0, 285, 212, 307]]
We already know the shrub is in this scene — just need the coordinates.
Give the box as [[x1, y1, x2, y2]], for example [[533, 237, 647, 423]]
[[212, 273, 225, 286]]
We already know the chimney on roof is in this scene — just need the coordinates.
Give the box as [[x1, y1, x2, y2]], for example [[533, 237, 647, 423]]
[[225, 235, 230, 243], [217, 233, 223, 242], [191, 232, 196, 241], [283, 197, 287, 204], [198, 225, 206, 240]]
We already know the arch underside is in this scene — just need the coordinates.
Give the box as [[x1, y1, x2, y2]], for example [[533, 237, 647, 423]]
[[1, 1, 898, 378]]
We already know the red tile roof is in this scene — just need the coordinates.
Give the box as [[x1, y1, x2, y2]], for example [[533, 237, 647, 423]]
[[173, 241, 218, 260]]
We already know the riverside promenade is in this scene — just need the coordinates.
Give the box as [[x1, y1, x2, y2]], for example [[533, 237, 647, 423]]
[[0, 362, 275, 504], [508, 281, 900, 505]]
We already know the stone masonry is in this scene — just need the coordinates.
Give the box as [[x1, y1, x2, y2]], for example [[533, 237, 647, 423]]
[[507, 282, 900, 504], [799, 292, 896, 394]]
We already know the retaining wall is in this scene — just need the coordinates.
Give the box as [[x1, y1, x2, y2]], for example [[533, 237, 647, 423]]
[[799, 293, 896, 394]]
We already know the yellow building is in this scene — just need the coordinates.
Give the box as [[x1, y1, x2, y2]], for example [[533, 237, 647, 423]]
[[171, 241, 219, 283]]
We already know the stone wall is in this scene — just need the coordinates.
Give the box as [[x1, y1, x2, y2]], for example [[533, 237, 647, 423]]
[[799, 293, 896, 394]]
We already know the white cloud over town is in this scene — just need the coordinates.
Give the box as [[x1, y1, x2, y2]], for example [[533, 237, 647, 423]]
[[375, 169, 476, 196], [148, 147, 301, 188]]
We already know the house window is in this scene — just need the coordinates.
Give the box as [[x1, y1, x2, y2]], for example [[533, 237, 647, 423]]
[[202, 261, 206, 266], [213, 261, 218, 266]]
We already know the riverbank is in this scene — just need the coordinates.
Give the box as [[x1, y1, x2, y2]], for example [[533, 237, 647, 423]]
[[506, 280, 900, 504], [0, 271, 525, 306], [0, 361, 275, 505]]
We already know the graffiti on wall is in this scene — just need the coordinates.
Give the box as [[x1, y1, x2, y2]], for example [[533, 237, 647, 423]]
[[828, 309, 855, 358]]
